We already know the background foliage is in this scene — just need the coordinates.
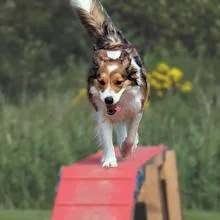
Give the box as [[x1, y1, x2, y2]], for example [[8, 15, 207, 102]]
[[1, 0, 220, 98], [0, 0, 220, 212]]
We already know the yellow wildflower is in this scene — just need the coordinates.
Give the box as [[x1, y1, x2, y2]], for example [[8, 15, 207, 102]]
[[147, 74, 152, 80], [168, 68, 183, 82], [156, 62, 170, 73], [144, 101, 151, 111], [150, 78, 162, 89], [72, 88, 87, 104], [156, 90, 164, 97], [179, 81, 193, 93], [162, 80, 172, 89], [152, 71, 169, 82], [79, 88, 87, 96]]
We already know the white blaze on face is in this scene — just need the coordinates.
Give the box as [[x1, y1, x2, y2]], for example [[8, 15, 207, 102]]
[[131, 58, 142, 86], [106, 50, 122, 60], [100, 86, 125, 104]]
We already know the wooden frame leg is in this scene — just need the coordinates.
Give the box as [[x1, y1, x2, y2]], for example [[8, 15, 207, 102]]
[[136, 165, 164, 220], [161, 150, 184, 220], [134, 150, 184, 220]]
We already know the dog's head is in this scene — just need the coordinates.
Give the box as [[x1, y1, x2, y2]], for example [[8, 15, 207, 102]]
[[88, 48, 146, 115]]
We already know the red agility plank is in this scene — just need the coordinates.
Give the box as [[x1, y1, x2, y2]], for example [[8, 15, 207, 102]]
[[52, 205, 130, 220], [51, 146, 167, 220], [57, 179, 132, 205]]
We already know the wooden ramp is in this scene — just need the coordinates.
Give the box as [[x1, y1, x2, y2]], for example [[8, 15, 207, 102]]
[[51, 146, 183, 220]]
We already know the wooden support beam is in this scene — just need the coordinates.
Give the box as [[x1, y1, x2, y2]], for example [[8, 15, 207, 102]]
[[136, 165, 164, 220], [160, 150, 184, 220], [135, 150, 184, 220]]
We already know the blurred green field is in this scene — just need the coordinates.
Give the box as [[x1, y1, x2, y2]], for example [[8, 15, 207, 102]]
[[0, 210, 220, 220], [1, 53, 220, 211]]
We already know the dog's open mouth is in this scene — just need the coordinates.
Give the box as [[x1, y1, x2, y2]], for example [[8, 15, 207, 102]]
[[106, 103, 121, 115]]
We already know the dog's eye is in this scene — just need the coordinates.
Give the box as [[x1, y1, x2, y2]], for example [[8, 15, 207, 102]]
[[98, 80, 105, 86], [115, 80, 123, 85]]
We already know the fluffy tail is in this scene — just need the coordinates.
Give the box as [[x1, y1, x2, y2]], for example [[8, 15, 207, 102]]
[[70, 0, 128, 49]]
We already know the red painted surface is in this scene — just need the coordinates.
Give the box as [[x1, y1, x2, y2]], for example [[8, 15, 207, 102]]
[[51, 146, 167, 220]]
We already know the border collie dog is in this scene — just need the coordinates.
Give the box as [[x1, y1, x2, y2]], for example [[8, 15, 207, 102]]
[[70, 0, 150, 168]]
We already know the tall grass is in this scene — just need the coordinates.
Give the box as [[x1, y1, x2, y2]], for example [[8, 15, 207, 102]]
[[0, 54, 220, 210], [0, 92, 97, 209]]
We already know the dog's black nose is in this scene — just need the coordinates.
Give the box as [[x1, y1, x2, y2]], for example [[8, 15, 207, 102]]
[[105, 96, 113, 105]]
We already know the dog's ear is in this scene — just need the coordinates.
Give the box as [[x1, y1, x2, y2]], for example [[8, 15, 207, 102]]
[[119, 50, 130, 68], [93, 50, 107, 67], [124, 52, 147, 87]]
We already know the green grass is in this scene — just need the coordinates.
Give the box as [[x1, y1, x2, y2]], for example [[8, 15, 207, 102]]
[[185, 210, 220, 220], [0, 210, 220, 220], [0, 210, 50, 220]]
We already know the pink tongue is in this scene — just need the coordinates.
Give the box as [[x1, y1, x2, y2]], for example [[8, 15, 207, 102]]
[[115, 105, 121, 112], [109, 105, 121, 113]]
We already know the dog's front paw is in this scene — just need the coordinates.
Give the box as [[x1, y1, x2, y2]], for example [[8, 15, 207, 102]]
[[102, 157, 118, 168]]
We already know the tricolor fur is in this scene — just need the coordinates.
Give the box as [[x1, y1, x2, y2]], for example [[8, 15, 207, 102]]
[[70, 0, 150, 167]]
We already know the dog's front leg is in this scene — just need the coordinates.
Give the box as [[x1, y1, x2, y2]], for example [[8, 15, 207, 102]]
[[121, 113, 142, 158], [96, 112, 117, 168]]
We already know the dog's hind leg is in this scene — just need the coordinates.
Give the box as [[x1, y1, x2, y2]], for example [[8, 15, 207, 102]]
[[114, 121, 128, 150], [96, 111, 117, 168], [135, 132, 139, 146], [121, 113, 142, 158]]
